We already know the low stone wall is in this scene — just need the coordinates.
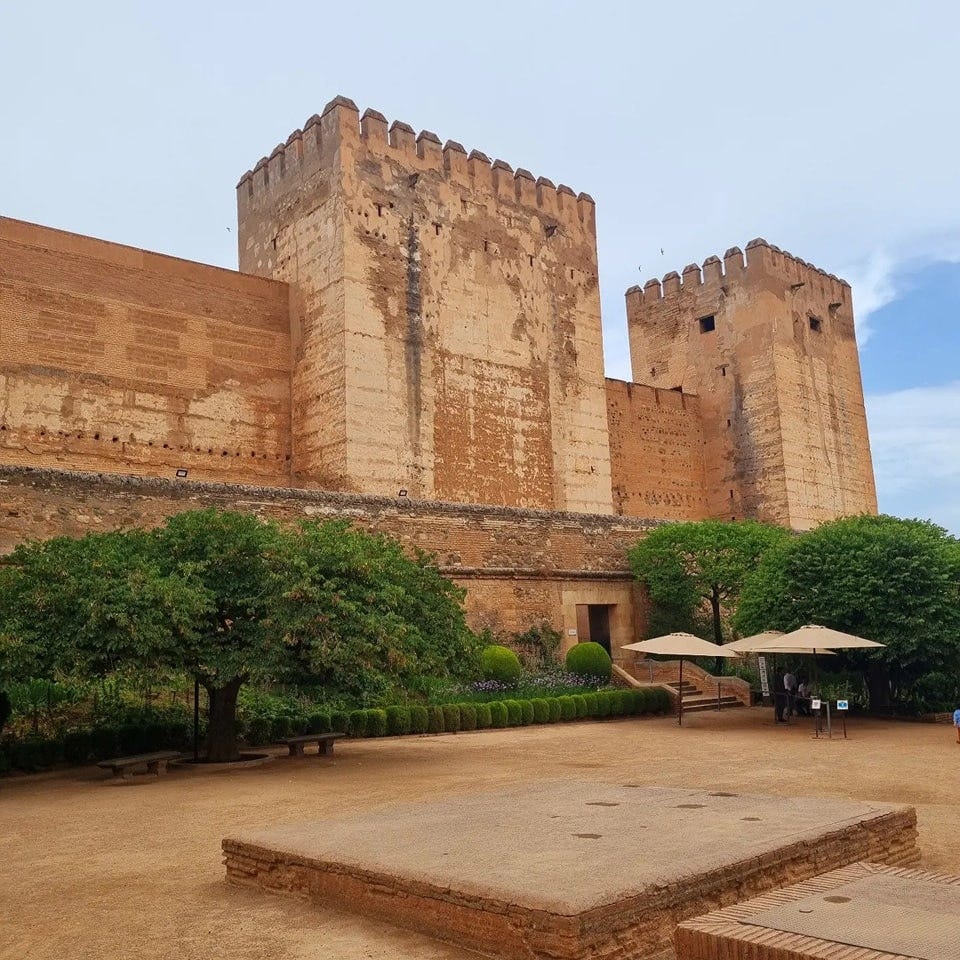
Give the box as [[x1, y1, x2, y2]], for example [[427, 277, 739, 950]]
[[0, 465, 653, 641], [223, 803, 918, 960], [623, 658, 752, 707], [675, 861, 950, 960]]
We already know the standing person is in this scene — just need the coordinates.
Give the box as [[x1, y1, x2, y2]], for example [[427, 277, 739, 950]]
[[954, 706, 960, 744], [783, 669, 797, 719]]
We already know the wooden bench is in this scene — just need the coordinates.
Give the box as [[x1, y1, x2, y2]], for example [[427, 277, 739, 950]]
[[282, 733, 346, 757], [97, 750, 182, 782]]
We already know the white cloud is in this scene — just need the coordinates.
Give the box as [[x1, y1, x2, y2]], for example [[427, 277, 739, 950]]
[[866, 381, 960, 532], [838, 251, 897, 345]]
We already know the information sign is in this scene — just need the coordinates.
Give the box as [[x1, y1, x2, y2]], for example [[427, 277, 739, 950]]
[[758, 656, 770, 698]]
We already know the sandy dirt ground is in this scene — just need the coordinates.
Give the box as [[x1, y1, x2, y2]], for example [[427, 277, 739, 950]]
[[2, 708, 959, 960]]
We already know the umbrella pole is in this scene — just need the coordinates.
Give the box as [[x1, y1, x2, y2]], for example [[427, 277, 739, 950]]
[[678, 659, 684, 727]]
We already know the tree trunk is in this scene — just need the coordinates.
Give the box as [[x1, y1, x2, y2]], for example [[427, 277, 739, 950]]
[[204, 677, 244, 763], [866, 662, 890, 713], [711, 588, 723, 675]]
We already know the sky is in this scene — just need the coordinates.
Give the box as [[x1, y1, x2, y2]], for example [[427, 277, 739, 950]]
[[1, 1, 958, 532]]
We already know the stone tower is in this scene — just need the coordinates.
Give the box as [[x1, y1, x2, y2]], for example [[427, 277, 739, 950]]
[[625, 239, 877, 529], [237, 96, 612, 513]]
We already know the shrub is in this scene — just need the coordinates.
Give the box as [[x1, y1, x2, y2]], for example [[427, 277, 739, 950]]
[[520, 700, 535, 725], [541, 698, 558, 723], [365, 709, 388, 738], [243, 717, 272, 746], [0, 691, 11, 735], [583, 692, 601, 717], [161, 719, 190, 749], [89, 725, 121, 759], [348, 709, 368, 737], [270, 715, 295, 741], [531, 698, 550, 723], [626, 689, 646, 715], [118, 723, 155, 756], [11, 736, 62, 772], [610, 690, 632, 716], [307, 710, 332, 734], [488, 701, 508, 728], [595, 691, 612, 717], [63, 729, 93, 765], [427, 705, 445, 734], [572, 694, 588, 718], [605, 690, 628, 716], [330, 710, 350, 734], [409, 705, 429, 734], [480, 644, 522, 684], [650, 688, 673, 714], [474, 702, 493, 729], [458, 703, 478, 732], [565, 641, 612, 682], [503, 700, 522, 726], [385, 705, 411, 736], [441, 704, 461, 733], [559, 696, 576, 721]]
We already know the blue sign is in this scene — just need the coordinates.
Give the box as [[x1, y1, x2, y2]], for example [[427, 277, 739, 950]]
[[836, 699, 849, 711]]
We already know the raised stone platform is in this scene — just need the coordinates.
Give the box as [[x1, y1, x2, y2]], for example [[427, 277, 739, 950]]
[[675, 862, 960, 959], [222, 782, 919, 960]]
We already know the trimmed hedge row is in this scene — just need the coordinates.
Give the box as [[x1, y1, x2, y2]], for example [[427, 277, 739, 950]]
[[335, 687, 671, 739], [0, 717, 192, 774], [0, 687, 673, 772]]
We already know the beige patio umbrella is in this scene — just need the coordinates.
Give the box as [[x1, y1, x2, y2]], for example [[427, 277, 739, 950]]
[[772, 625, 884, 652], [727, 631, 837, 655], [725, 631, 784, 652], [621, 633, 740, 726]]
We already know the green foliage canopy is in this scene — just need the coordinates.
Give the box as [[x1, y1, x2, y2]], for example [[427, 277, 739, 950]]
[[735, 514, 960, 708], [629, 520, 789, 644], [0, 510, 479, 761]]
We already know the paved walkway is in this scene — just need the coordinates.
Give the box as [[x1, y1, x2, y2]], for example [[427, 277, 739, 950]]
[[1, 709, 958, 959]]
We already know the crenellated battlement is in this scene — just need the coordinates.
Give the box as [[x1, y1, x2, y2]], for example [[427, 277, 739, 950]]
[[626, 238, 850, 311], [236, 95, 596, 234]]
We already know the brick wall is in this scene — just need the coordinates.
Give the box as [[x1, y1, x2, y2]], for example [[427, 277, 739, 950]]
[[0, 218, 293, 486], [605, 378, 707, 520], [238, 97, 613, 513], [0, 466, 655, 641], [626, 240, 877, 528]]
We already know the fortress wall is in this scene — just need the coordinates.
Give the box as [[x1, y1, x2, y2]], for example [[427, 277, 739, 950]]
[[0, 466, 653, 646], [237, 109, 349, 488], [625, 241, 876, 528], [605, 378, 707, 520], [0, 218, 293, 485], [239, 98, 613, 513]]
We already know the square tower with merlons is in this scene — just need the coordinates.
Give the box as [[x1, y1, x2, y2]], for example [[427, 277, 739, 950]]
[[237, 96, 612, 513], [626, 239, 877, 529]]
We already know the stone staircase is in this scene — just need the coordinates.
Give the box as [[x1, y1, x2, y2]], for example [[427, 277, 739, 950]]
[[668, 678, 744, 714]]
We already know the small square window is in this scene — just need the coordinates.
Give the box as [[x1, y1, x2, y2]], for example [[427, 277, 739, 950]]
[[698, 315, 716, 333], [809, 316, 822, 332]]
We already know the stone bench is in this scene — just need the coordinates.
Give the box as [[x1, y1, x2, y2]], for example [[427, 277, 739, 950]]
[[97, 750, 182, 782], [282, 733, 346, 757]]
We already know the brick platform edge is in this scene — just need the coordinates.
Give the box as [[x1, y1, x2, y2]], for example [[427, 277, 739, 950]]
[[674, 860, 954, 960], [222, 807, 919, 960]]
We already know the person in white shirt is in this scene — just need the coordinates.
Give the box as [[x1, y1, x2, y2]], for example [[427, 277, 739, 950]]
[[783, 671, 797, 718]]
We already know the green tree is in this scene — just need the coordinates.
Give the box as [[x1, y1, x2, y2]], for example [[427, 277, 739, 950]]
[[273, 519, 481, 702], [629, 520, 789, 670], [0, 511, 480, 762], [735, 515, 960, 710], [0, 529, 203, 683]]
